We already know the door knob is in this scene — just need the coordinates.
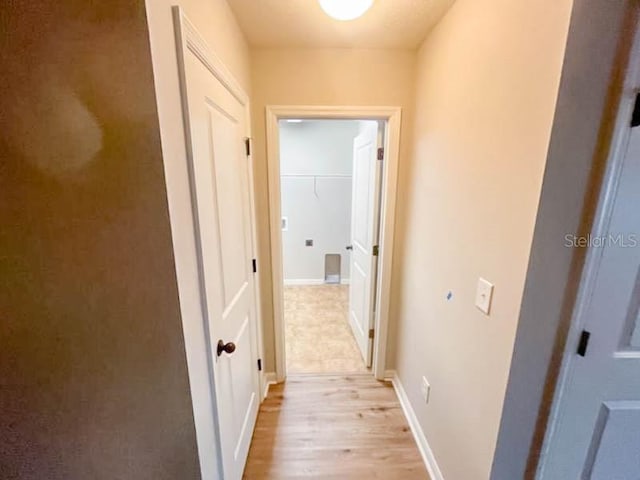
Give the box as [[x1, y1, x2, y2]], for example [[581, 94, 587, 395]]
[[346, 245, 353, 250], [217, 340, 236, 357]]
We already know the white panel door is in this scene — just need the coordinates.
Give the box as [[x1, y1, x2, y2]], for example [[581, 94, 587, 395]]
[[539, 117, 640, 477], [178, 27, 259, 480], [348, 123, 382, 366]]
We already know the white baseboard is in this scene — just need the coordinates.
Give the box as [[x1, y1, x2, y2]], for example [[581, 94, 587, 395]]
[[283, 278, 350, 286], [388, 370, 444, 480], [261, 372, 277, 400], [283, 279, 324, 286], [383, 369, 396, 380]]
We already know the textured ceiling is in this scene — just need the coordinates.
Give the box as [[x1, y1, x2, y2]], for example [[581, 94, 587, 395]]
[[227, 0, 456, 49]]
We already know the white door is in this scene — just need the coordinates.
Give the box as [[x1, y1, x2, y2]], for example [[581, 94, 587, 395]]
[[176, 17, 260, 480], [348, 122, 382, 366], [538, 101, 640, 476]]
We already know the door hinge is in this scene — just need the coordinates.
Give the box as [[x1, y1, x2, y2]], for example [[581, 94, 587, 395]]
[[577, 330, 591, 357], [632, 93, 640, 127], [368, 328, 375, 339], [252, 258, 257, 273], [257, 358, 262, 371], [245, 137, 251, 156], [372, 245, 379, 256], [377, 147, 384, 160]]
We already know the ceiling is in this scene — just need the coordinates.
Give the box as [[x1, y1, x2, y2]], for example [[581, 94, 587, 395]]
[[226, 0, 456, 49]]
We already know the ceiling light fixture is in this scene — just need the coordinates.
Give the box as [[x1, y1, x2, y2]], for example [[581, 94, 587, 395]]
[[318, 0, 374, 21], [286, 119, 303, 123]]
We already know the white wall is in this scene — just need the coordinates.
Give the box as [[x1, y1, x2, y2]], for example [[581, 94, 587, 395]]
[[280, 120, 362, 283], [280, 120, 360, 176]]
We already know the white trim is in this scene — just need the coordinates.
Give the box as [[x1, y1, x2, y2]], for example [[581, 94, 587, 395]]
[[171, 11, 265, 385], [283, 279, 325, 286], [246, 140, 266, 401], [171, 7, 264, 479], [173, 8, 247, 106], [261, 372, 277, 400], [388, 370, 445, 480], [383, 369, 396, 381], [266, 105, 402, 382], [536, 18, 640, 477], [283, 278, 351, 286]]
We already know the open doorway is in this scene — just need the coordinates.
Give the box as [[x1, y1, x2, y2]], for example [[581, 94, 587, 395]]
[[266, 106, 401, 382], [279, 119, 382, 374]]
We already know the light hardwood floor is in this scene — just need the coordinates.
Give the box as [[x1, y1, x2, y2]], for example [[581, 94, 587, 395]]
[[284, 285, 367, 373], [243, 375, 429, 479]]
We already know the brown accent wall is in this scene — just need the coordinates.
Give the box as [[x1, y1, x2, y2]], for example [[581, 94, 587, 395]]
[[0, 3, 200, 479]]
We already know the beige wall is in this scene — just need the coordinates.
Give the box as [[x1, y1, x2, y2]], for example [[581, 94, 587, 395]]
[[250, 48, 416, 371], [0, 2, 200, 479], [493, 1, 635, 477], [392, 0, 573, 479], [145, 1, 251, 478]]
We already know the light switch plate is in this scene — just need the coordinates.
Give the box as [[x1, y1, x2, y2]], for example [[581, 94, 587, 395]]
[[421, 376, 430, 404], [475, 278, 494, 315]]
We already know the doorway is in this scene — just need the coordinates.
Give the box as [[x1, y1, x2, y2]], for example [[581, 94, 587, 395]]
[[172, 9, 261, 480], [279, 119, 381, 374], [266, 106, 402, 382], [536, 17, 640, 478]]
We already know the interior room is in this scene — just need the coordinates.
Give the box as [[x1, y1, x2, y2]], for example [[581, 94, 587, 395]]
[[279, 118, 380, 374]]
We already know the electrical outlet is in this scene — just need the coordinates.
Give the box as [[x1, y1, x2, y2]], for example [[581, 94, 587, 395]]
[[305, 239, 313, 247], [421, 376, 430, 404]]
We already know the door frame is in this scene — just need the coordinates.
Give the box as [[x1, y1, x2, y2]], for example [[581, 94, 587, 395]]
[[265, 105, 402, 382], [489, 5, 640, 478], [171, 7, 266, 477], [535, 15, 640, 477]]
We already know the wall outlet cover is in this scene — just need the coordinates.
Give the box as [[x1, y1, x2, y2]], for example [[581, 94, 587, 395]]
[[421, 376, 430, 404], [475, 277, 494, 315]]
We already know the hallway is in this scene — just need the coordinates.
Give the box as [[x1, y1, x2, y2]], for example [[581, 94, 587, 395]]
[[243, 375, 429, 479], [3, 1, 623, 479]]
